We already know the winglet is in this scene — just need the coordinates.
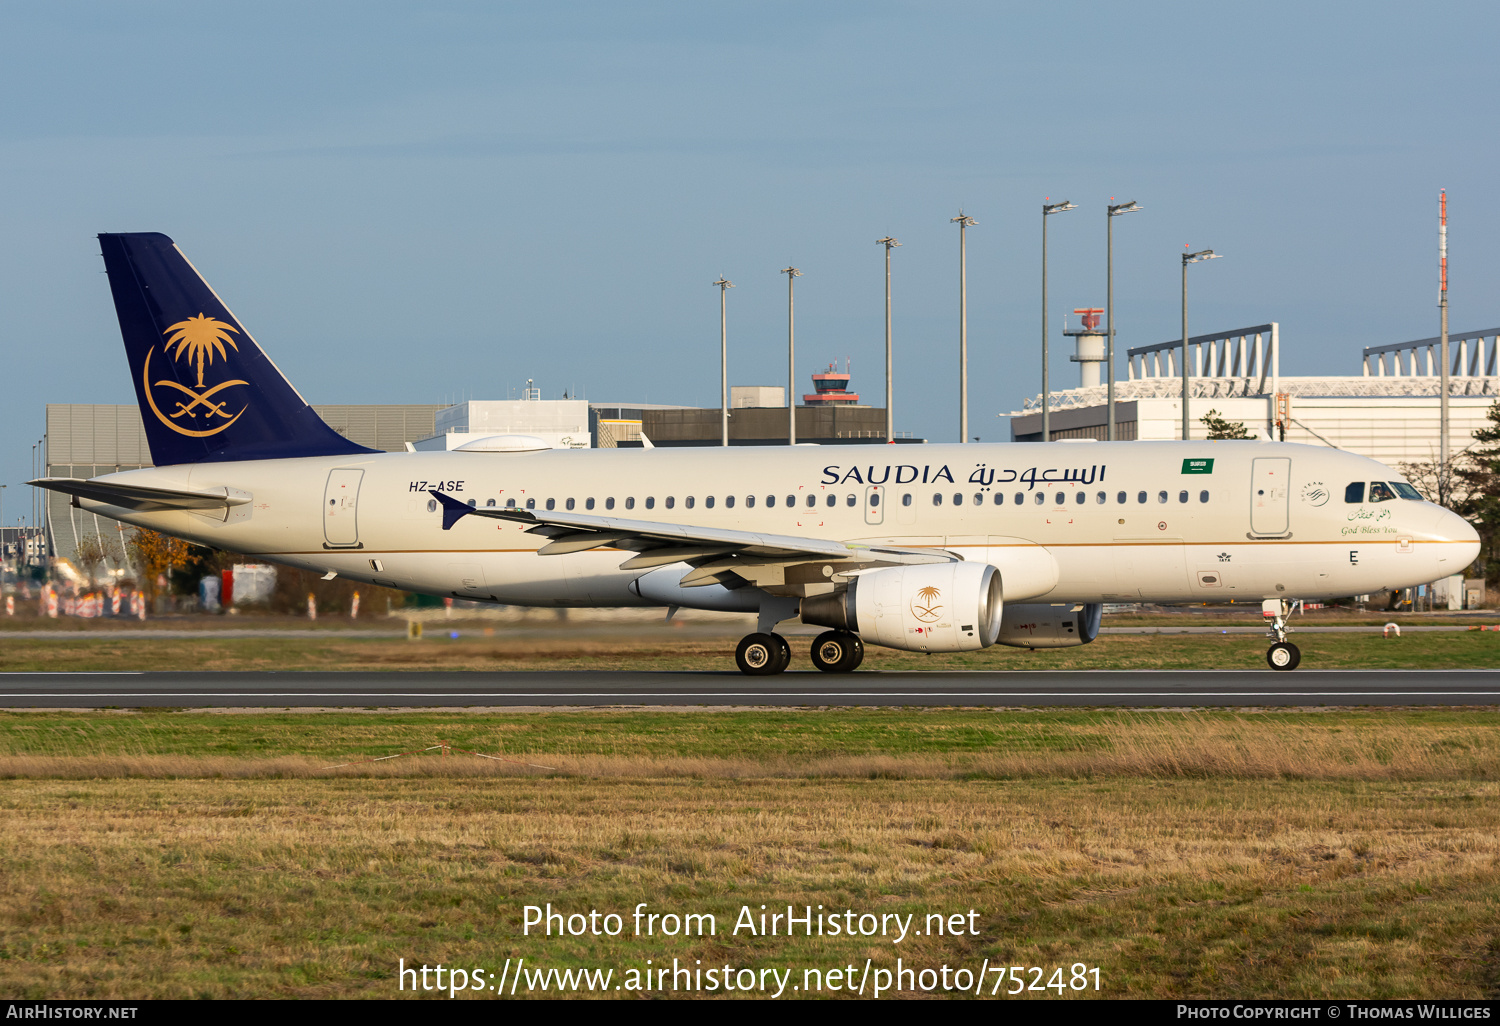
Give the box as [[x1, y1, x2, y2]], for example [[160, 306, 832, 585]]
[[429, 490, 473, 531]]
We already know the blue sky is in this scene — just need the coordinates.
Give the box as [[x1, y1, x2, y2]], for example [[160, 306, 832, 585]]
[[2, 1, 1498, 515]]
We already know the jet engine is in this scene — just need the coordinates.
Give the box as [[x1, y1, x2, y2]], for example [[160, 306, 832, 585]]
[[801, 562, 1002, 652], [995, 602, 1102, 649]]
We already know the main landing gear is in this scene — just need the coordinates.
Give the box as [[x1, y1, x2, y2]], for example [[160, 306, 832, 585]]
[[733, 630, 866, 675], [1264, 599, 1301, 671], [810, 630, 864, 673], [735, 632, 791, 676]]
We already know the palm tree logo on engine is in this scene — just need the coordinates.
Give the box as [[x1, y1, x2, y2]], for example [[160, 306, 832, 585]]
[[911, 585, 943, 623], [141, 313, 251, 437]]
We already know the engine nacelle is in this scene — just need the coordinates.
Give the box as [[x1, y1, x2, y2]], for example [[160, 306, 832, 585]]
[[995, 602, 1103, 649], [801, 562, 1002, 652]]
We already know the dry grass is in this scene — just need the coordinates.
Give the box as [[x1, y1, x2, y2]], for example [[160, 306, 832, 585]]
[[0, 776, 1495, 999], [1, 709, 1497, 999]]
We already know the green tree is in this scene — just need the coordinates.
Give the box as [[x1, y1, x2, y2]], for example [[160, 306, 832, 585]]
[[1199, 408, 1252, 440], [1456, 398, 1500, 582]]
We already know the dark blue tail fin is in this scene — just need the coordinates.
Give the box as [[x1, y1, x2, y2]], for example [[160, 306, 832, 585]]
[[98, 232, 377, 465]]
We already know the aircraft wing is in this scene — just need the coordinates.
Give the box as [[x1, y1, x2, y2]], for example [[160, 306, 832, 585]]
[[29, 478, 252, 513], [428, 489, 953, 584]]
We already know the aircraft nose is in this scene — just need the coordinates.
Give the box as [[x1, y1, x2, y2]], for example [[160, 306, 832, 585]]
[[1430, 505, 1480, 564], [1431, 505, 1479, 544]]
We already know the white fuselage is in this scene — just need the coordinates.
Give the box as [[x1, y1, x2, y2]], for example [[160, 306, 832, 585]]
[[77, 441, 1478, 607]]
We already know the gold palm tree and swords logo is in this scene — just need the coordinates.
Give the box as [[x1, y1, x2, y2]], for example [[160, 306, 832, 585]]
[[911, 585, 943, 623], [141, 314, 250, 437]]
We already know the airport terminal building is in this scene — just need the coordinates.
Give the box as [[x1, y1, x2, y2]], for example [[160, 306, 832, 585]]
[[1009, 322, 1500, 469]]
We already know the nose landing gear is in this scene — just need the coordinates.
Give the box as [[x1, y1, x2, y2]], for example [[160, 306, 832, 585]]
[[1263, 599, 1301, 671]]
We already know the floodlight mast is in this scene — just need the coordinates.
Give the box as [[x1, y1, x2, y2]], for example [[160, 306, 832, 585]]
[[1181, 247, 1222, 441], [1106, 200, 1142, 441], [782, 267, 802, 446], [951, 213, 976, 444], [1041, 200, 1076, 442], [876, 237, 900, 443], [713, 276, 734, 447]]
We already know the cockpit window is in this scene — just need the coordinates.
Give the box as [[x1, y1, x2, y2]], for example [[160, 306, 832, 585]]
[[1368, 481, 1396, 503], [1344, 482, 1364, 503], [1391, 481, 1423, 501]]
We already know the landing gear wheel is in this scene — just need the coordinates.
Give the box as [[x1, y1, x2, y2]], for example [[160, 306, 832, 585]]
[[771, 633, 791, 674], [1267, 642, 1301, 671], [737, 633, 789, 676], [811, 631, 864, 673]]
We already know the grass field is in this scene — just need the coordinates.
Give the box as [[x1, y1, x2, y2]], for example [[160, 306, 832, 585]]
[[5, 627, 1500, 672], [0, 708, 1497, 999]]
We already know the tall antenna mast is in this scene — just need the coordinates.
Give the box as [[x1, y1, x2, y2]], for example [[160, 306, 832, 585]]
[[1439, 190, 1450, 506]]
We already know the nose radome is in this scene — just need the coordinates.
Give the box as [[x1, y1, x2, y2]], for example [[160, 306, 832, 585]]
[[1430, 506, 1479, 545]]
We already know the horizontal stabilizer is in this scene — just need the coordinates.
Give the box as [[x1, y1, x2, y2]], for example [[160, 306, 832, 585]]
[[29, 477, 251, 513]]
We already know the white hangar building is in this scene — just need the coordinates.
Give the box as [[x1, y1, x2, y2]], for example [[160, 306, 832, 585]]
[[1009, 323, 1500, 470]]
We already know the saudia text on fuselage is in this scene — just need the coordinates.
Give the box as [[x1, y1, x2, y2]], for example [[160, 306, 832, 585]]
[[820, 463, 1107, 489]]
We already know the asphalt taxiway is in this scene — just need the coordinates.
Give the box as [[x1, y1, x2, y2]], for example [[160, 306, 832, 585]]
[[1, 669, 1496, 708]]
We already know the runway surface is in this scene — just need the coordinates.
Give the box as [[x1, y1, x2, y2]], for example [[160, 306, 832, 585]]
[[1, 669, 1496, 708]]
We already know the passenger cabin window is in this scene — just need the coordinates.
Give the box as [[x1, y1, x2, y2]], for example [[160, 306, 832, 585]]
[[685, 496, 694, 508], [1368, 482, 1396, 503], [485, 498, 496, 507], [1053, 492, 1064, 505], [825, 494, 835, 508], [953, 493, 964, 506], [993, 493, 1004, 505], [903, 493, 913, 507], [765, 495, 775, 507], [870, 493, 881, 507], [1199, 490, 1210, 503], [1015, 492, 1024, 505], [785, 495, 795, 507], [806, 495, 817, 508], [1136, 491, 1147, 503], [1096, 492, 1106, 504], [565, 498, 575, 510], [726, 496, 736, 508], [933, 493, 943, 506], [1178, 490, 1188, 503], [526, 498, 536, 509], [645, 497, 655, 510], [506, 498, 516, 508], [1075, 491, 1086, 504], [605, 497, 615, 510], [625, 497, 635, 510], [585, 497, 595, 510], [546, 498, 555, 510], [1156, 491, 1168, 504], [848, 494, 858, 507], [426, 498, 437, 513], [664, 496, 674, 509], [705, 496, 715, 509], [1033, 492, 1045, 505], [1117, 491, 1126, 503], [466, 499, 476, 508], [1344, 482, 1364, 503], [745, 495, 755, 508]]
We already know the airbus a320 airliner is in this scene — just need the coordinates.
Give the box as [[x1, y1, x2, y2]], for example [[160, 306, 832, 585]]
[[32, 233, 1479, 673]]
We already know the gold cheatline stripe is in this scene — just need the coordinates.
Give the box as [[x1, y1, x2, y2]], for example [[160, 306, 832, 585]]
[[262, 537, 1439, 558]]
